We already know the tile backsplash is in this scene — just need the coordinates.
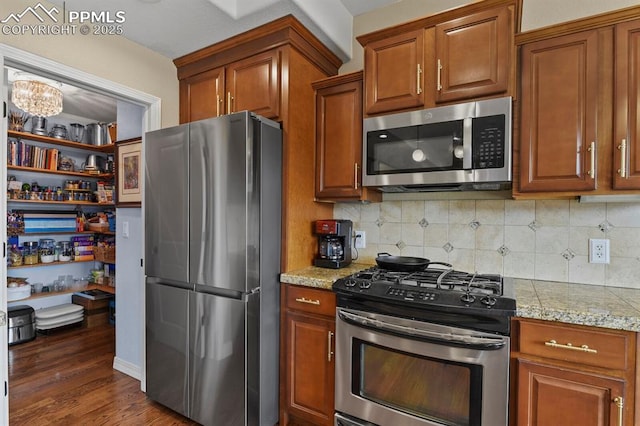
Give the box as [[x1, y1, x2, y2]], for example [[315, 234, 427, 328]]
[[334, 199, 640, 289]]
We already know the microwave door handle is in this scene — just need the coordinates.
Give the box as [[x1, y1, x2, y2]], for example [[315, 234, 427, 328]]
[[462, 117, 472, 169]]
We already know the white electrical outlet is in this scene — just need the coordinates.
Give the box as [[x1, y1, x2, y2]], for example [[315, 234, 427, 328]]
[[589, 238, 610, 264], [355, 230, 366, 249]]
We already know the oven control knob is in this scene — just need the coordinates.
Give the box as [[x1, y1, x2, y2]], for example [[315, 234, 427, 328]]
[[358, 281, 372, 290], [345, 279, 357, 287], [460, 293, 475, 304], [481, 296, 497, 307]]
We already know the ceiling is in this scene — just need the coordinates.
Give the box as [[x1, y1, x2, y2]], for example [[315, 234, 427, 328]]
[[47, 0, 401, 61], [10, 0, 401, 123]]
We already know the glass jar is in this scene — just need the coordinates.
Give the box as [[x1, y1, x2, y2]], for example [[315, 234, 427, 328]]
[[23, 241, 39, 265], [38, 238, 56, 263], [57, 241, 72, 262], [9, 245, 23, 266]]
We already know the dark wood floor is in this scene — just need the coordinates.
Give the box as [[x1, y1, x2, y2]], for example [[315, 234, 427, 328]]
[[9, 323, 199, 425]]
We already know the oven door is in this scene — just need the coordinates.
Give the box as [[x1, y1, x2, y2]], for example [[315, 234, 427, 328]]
[[335, 308, 510, 426]]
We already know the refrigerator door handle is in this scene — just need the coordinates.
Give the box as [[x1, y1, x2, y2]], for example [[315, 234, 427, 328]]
[[194, 284, 245, 300], [146, 276, 193, 291]]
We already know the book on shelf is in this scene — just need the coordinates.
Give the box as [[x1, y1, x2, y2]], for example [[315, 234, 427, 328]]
[[7, 139, 59, 171], [73, 289, 113, 300]]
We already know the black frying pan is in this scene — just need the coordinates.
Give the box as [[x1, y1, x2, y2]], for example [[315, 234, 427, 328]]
[[375, 252, 452, 272]]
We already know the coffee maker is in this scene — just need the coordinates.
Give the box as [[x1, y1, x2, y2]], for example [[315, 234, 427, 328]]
[[314, 219, 352, 269]]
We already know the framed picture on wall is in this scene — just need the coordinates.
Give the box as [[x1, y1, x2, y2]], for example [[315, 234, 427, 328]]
[[115, 138, 142, 208]]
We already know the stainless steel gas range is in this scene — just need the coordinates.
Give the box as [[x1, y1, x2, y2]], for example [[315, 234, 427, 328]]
[[332, 265, 516, 426]]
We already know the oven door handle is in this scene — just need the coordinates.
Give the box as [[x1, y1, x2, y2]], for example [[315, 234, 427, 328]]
[[338, 310, 507, 350]]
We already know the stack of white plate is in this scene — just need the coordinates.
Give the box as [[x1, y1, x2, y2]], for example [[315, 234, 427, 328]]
[[35, 303, 84, 331]]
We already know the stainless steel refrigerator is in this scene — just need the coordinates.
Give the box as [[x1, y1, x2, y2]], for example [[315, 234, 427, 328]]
[[144, 111, 282, 426]]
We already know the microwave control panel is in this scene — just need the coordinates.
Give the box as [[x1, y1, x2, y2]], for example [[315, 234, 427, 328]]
[[472, 114, 505, 169]]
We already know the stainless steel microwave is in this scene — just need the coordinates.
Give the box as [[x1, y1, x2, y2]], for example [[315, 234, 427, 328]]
[[363, 97, 512, 192]]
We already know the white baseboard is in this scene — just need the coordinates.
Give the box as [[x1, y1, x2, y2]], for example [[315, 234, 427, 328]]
[[113, 356, 142, 381]]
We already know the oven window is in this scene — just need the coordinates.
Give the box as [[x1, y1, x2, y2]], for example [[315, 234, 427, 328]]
[[366, 120, 463, 175], [353, 339, 482, 426]]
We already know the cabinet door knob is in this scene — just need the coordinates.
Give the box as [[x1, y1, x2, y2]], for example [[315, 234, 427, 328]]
[[327, 331, 334, 362], [587, 141, 596, 178], [226, 92, 234, 114], [613, 396, 623, 426], [618, 139, 627, 178], [354, 163, 359, 190]]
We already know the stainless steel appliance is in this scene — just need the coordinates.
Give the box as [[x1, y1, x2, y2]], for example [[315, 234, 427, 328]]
[[314, 219, 353, 269], [332, 265, 516, 426], [363, 97, 512, 192], [86, 122, 111, 146], [8, 305, 36, 345], [145, 111, 282, 426]]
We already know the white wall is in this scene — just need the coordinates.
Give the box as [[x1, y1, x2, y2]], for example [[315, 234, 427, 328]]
[[114, 208, 143, 377], [335, 200, 640, 288]]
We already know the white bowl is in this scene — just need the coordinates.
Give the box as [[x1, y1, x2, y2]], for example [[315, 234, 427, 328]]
[[8, 285, 31, 301], [40, 255, 55, 263], [58, 255, 72, 262]]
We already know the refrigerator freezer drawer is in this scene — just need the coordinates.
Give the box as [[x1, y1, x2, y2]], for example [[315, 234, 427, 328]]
[[145, 280, 190, 418]]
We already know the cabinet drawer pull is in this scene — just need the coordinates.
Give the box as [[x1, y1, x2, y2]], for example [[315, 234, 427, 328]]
[[618, 139, 627, 178], [295, 297, 320, 306], [436, 59, 442, 91], [613, 396, 623, 426], [328, 331, 334, 362], [417, 64, 423, 95], [354, 163, 359, 190], [587, 141, 596, 178], [544, 339, 597, 354]]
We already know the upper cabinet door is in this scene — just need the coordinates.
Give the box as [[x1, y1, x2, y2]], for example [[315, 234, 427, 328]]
[[519, 30, 599, 192], [363, 29, 425, 115], [614, 19, 640, 190], [179, 67, 225, 124], [435, 5, 512, 104], [226, 49, 280, 119]]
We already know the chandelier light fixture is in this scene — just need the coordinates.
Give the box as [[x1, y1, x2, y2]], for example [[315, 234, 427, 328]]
[[11, 79, 63, 117]]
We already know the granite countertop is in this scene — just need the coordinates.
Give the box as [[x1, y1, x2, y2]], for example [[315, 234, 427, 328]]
[[280, 265, 640, 332]]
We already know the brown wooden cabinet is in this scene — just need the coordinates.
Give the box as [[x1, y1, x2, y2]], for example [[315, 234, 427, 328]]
[[225, 49, 280, 118], [362, 29, 426, 115], [313, 71, 381, 202], [435, 5, 513, 104], [518, 30, 599, 193], [282, 284, 336, 426], [178, 49, 279, 123], [358, 0, 519, 116], [179, 67, 225, 122], [512, 318, 636, 426], [614, 19, 640, 190], [175, 16, 340, 272], [515, 11, 640, 197]]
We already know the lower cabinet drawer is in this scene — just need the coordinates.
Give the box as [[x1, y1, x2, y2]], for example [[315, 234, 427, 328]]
[[285, 285, 336, 317], [518, 320, 633, 371]]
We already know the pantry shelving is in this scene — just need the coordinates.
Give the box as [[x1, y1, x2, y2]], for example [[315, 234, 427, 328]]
[[7, 124, 117, 306]]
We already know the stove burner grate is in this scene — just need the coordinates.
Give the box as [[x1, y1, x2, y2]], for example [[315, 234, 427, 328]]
[[357, 267, 504, 296]]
